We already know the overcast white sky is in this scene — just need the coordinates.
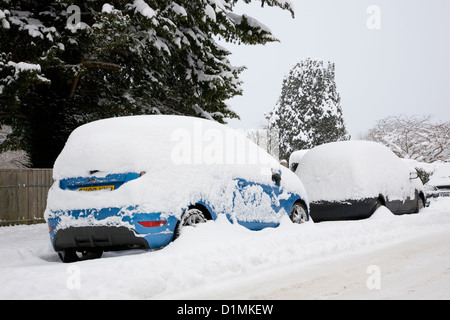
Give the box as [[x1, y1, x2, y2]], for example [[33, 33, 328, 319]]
[[222, 0, 450, 138]]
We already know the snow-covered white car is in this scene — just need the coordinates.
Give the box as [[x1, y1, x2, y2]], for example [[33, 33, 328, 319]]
[[426, 163, 450, 198], [291, 141, 425, 222], [45, 115, 309, 262]]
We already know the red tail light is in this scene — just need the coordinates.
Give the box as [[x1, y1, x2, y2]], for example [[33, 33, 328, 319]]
[[138, 221, 167, 228]]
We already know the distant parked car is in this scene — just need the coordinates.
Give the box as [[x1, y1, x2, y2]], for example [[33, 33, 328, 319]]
[[46, 115, 309, 263], [425, 163, 450, 198], [291, 141, 426, 222]]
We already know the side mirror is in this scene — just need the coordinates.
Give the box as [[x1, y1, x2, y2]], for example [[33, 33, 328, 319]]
[[410, 172, 419, 180], [290, 163, 299, 173], [272, 172, 281, 187]]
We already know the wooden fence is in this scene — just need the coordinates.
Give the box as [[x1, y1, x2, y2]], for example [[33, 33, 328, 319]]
[[0, 169, 53, 226]]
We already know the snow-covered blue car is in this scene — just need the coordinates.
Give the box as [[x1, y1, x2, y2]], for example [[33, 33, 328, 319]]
[[45, 116, 309, 262]]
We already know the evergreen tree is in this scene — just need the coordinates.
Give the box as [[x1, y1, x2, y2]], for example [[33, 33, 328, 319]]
[[0, 0, 294, 167], [269, 58, 350, 161]]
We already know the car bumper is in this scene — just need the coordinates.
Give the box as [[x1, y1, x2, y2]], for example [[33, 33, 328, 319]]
[[310, 198, 378, 222], [47, 207, 179, 252], [426, 190, 450, 199]]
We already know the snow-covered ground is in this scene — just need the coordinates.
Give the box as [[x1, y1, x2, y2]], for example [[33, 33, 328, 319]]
[[1, 198, 449, 300]]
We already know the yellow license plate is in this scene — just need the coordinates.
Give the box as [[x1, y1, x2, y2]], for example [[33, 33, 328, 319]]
[[78, 185, 115, 192]]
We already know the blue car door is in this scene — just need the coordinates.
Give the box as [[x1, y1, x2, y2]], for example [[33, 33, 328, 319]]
[[232, 172, 285, 230]]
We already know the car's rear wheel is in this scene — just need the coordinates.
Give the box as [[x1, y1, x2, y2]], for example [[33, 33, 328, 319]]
[[173, 208, 208, 240], [58, 248, 103, 263], [58, 249, 78, 263], [371, 200, 383, 215], [416, 197, 425, 213], [290, 202, 308, 224]]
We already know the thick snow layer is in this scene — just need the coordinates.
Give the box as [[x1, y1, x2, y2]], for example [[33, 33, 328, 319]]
[[402, 158, 440, 174], [102, 4, 115, 14], [47, 115, 306, 223], [204, 4, 216, 22], [226, 13, 272, 35], [53, 115, 278, 179], [1, 198, 449, 300], [7, 61, 41, 73], [131, 0, 156, 19], [289, 149, 309, 166], [296, 141, 424, 202]]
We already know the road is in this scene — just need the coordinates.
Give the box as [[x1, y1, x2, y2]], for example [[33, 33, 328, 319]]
[[158, 230, 450, 300], [1, 198, 449, 300], [245, 231, 450, 300]]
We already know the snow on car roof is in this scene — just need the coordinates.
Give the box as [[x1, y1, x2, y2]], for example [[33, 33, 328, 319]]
[[54, 115, 277, 179], [296, 141, 422, 202]]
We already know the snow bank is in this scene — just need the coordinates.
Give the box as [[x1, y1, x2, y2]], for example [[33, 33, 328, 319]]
[[296, 141, 423, 202]]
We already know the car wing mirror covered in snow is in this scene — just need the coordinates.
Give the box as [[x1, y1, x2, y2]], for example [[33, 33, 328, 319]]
[[272, 170, 281, 187], [410, 171, 419, 180], [290, 163, 299, 173]]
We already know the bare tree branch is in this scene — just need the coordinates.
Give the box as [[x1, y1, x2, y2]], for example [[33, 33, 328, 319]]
[[365, 114, 450, 163]]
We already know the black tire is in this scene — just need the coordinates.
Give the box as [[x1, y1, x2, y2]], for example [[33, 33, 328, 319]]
[[290, 202, 309, 224], [415, 197, 425, 213], [58, 249, 79, 263], [371, 200, 383, 215], [58, 248, 103, 263], [173, 208, 207, 241], [80, 249, 103, 261]]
